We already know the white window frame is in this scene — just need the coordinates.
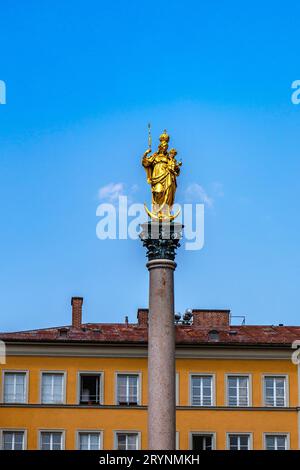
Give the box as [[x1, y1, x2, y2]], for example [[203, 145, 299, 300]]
[[176, 372, 179, 406], [189, 432, 216, 450], [0, 429, 27, 450], [76, 430, 103, 450], [226, 374, 252, 407], [189, 373, 215, 406], [38, 430, 65, 450], [2, 370, 29, 404], [115, 372, 141, 406], [77, 371, 104, 405], [40, 371, 67, 404], [262, 374, 289, 407], [263, 433, 289, 450], [114, 431, 141, 450], [226, 432, 253, 450]]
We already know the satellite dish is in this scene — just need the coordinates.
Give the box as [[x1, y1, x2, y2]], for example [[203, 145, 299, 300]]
[[174, 312, 181, 323]]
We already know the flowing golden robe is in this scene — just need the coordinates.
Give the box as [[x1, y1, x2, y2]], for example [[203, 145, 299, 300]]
[[142, 150, 180, 214]]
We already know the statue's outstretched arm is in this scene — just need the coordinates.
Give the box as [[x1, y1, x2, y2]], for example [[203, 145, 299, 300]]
[[142, 150, 155, 167]]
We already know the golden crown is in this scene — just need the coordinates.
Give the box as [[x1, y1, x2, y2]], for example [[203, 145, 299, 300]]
[[159, 130, 170, 143]]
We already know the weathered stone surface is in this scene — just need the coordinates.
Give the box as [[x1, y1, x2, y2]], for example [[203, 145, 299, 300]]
[[147, 258, 177, 450]]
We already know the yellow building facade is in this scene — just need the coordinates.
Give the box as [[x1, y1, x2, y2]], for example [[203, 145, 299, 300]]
[[0, 302, 299, 450]]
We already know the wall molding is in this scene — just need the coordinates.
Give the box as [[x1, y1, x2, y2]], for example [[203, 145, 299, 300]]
[[3, 342, 294, 360], [0, 403, 298, 411]]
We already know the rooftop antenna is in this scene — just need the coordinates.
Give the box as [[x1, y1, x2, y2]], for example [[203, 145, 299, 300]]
[[230, 314, 246, 326]]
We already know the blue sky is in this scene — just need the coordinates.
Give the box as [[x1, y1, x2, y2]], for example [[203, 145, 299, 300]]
[[0, 1, 300, 331]]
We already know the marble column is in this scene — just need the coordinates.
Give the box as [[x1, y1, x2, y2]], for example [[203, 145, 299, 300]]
[[140, 221, 183, 450]]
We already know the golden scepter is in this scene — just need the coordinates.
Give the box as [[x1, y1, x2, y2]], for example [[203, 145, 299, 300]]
[[148, 122, 152, 151]]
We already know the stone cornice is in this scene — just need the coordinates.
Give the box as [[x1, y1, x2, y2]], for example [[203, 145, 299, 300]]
[[3, 342, 294, 360]]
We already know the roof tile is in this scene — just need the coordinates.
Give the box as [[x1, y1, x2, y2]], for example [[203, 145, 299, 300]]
[[1, 323, 300, 346]]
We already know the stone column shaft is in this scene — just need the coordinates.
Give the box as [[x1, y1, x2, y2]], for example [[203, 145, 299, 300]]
[[140, 221, 183, 450], [147, 259, 176, 450]]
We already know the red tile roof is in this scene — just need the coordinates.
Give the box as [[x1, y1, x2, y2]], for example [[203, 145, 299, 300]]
[[1, 323, 300, 347]]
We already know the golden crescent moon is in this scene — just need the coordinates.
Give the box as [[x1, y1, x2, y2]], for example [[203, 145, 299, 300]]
[[144, 203, 181, 221]]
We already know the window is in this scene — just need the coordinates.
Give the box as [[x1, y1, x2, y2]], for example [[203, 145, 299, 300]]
[[79, 374, 102, 405], [264, 376, 287, 407], [265, 434, 288, 450], [3, 372, 27, 403], [228, 434, 250, 450], [117, 374, 139, 405], [208, 330, 219, 341], [115, 432, 139, 450], [41, 373, 65, 404], [191, 375, 213, 406], [1, 431, 25, 450], [40, 432, 64, 450], [191, 434, 214, 450], [78, 432, 101, 450], [227, 376, 249, 406]]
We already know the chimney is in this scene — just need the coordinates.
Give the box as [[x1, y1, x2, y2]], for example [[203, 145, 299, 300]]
[[137, 308, 148, 327], [71, 297, 83, 329], [192, 309, 230, 328]]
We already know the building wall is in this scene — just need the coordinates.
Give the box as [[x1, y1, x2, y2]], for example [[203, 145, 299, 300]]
[[0, 353, 298, 449]]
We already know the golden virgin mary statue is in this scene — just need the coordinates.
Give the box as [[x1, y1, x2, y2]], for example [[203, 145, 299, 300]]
[[142, 130, 182, 220]]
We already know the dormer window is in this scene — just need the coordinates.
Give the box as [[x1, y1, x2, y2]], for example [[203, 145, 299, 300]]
[[58, 328, 68, 338], [208, 330, 219, 341]]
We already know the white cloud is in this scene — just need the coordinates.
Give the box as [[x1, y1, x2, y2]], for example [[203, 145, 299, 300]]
[[98, 182, 125, 202], [97, 183, 140, 205], [212, 181, 224, 197], [184, 183, 214, 207], [130, 183, 139, 193]]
